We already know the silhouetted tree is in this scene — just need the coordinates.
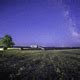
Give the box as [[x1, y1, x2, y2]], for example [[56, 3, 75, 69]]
[[0, 35, 15, 47]]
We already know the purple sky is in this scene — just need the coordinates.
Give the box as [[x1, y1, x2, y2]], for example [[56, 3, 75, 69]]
[[0, 0, 80, 47]]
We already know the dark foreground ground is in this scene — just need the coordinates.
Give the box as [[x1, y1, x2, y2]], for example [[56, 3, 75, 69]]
[[0, 49, 80, 80]]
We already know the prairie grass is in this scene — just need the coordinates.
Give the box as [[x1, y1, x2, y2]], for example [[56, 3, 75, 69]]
[[0, 49, 80, 80]]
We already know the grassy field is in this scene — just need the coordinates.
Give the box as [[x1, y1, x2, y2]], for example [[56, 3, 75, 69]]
[[0, 49, 80, 80]]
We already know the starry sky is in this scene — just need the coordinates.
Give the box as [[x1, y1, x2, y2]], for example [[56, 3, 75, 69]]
[[0, 0, 80, 47]]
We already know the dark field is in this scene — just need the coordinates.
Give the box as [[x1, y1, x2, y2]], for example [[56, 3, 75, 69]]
[[0, 49, 80, 80]]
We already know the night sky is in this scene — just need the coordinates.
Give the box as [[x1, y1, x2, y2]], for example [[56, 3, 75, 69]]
[[0, 0, 80, 47]]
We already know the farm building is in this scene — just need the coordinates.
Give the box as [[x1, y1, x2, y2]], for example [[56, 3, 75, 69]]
[[30, 45, 45, 50], [30, 45, 38, 48]]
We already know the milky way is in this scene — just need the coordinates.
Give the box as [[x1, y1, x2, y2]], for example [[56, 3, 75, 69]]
[[61, 0, 80, 42]]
